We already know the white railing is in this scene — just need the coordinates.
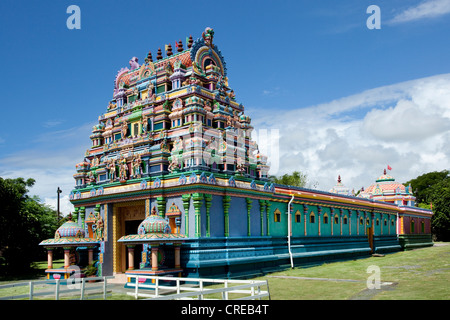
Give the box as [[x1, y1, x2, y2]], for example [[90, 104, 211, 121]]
[[125, 275, 270, 300], [0, 276, 114, 300]]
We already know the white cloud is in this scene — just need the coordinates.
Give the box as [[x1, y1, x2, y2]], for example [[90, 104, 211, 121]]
[[250, 73, 450, 192], [43, 119, 64, 128], [389, 0, 450, 24], [0, 122, 93, 217]]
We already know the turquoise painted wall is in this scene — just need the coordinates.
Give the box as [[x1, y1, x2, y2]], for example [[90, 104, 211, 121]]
[[209, 195, 224, 237], [229, 197, 247, 237], [249, 198, 261, 236], [267, 201, 287, 237]]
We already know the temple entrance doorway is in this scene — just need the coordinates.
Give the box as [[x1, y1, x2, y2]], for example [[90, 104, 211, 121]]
[[112, 201, 145, 273]]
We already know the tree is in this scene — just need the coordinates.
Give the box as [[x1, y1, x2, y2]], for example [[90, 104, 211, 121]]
[[406, 170, 450, 241], [0, 177, 59, 275], [270, 171, 313, 188], [405, 170, 449, 206], [429, 178, 450, 241]]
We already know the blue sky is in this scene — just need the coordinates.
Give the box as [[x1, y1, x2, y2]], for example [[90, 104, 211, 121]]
[[1, 0, 450, 214]]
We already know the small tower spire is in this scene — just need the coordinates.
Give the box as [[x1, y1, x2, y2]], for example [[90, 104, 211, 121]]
[[166, 44, 173, 56], [177, 39, 183, 52], [145, 51, 153, 63], [156, 48, 162, 60]]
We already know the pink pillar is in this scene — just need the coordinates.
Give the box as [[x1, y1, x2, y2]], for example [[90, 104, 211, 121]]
[[151, 246, 159, 271], [64, 248, 70, 268], [174, 245, 181, 269], [127, 246, 135, 270], [47, 249, 53, 269]]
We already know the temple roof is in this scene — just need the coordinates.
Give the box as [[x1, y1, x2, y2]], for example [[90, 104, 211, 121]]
[[39, 214, 100, 247], [329, 175, 351, 196], [138, 208, 171, 234], [360, 169, 414, 199], [118, 207, 186, 244]]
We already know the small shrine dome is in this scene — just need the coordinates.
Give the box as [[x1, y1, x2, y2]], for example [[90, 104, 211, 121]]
[[329, 175, 351, 196], [363, 169, 405, 196], [138, 208, 171, 235], [359, 169, 416, 206], [55, 219, 85, 239]]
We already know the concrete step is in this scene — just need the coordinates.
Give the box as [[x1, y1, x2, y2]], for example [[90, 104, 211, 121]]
[[108, 273, 127, 284]]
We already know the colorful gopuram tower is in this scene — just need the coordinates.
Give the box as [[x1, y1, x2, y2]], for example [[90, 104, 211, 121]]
[[39, 28, 433, 282]]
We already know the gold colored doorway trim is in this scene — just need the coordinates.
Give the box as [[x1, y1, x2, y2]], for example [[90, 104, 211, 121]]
[[112, 201, 145, 273]]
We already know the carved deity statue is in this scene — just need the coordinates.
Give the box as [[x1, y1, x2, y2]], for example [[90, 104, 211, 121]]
[[168, 157, 180, 173], [202, 27, 214, 47], [132, 154, 142, 178], [121, 122, 128, 138], [119, 158, 128, 181], [107, 159, 116, 181], [129, 57, 140, 70], [94, 213, 104, 241]]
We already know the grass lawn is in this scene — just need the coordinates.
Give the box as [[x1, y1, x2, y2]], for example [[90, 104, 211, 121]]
[[255, 243, 450, 300]]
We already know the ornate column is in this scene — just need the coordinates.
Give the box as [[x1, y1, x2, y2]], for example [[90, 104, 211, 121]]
[[63, 247, 71, 269], [174, 244, 181, 269], [265, 200, 271, 236], [303, 204, 308, 236], [380, 213, 384, 235], [47, 248, 53, 269], [223, 196, 231, 237], [356, 210, 360, 235], [192, 193, 203, 238], [182, 194, 191, 237], [259, 200, 266, 236], [330, 208, 334, 236], [317, 206, 322, 236], [246, 198, 252, 236], [340, 208, 344, 236], [73, 207, 79, 223], [349, 210, 352, 235], [145, 198, 151, 217], [156, 196, 166, 218], [79, 207, 86, 229], [127, 245, 135, 270], [204, 194, 212, 237], [151, 245, 159, 271], [364, 211, 367, 235]]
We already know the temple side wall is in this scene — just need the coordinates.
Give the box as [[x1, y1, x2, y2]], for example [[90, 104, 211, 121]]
[[70, 182, 433, 279]]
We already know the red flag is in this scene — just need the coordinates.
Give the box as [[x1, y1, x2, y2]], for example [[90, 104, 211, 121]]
[[387, 165, 392, 170]]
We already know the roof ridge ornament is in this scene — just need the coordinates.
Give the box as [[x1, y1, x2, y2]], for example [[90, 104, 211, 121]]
[[202, 27, 214, 47]]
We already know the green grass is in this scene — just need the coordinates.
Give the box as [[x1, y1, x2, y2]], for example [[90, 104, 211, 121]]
[[254, 243, 450, 300]]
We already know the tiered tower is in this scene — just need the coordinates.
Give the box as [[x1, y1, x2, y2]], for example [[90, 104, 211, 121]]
[[72, 27, 269, 192]]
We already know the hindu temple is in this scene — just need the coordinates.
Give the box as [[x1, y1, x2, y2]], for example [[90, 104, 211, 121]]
[[39, 28, 433, 284]]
